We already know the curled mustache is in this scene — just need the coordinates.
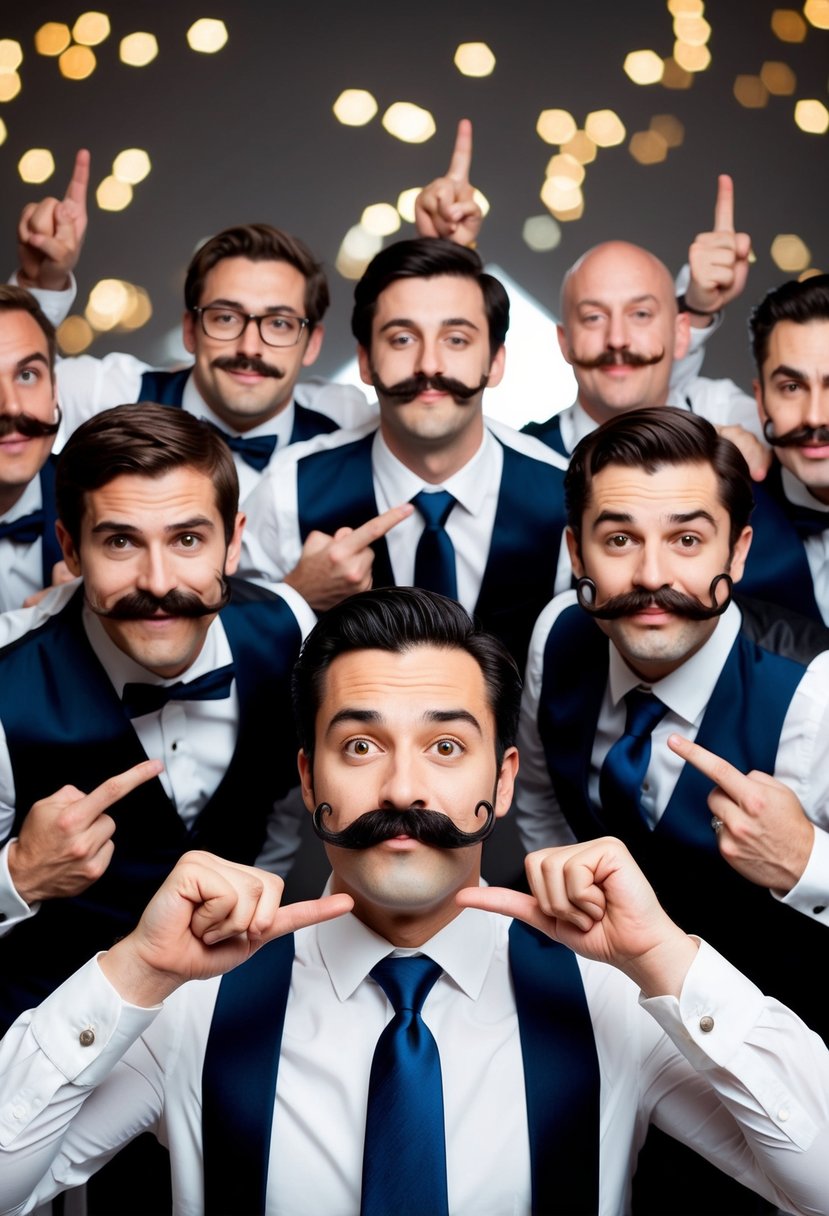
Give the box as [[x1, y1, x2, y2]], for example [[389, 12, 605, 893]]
[[211, 354, 284, 380], [0, 405, 61, 439], [371, 370, 489, 405], [312, 801, 495, 849], [88, 578, 230, 621], [569, 348, 666, 371], [575, 573, 733, 620], [763, 418, 829, 449]]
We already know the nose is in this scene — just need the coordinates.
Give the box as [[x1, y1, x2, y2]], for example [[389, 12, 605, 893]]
[[136, 544, 177, 599], [606, 309, 629, 352], [235, 315, 265, 357], [414, 337, 443, 379], [803, 383, 829, 428], [632, 540, 670, 591], [0, 376, 22, 415], [376, 750, 428, 812]]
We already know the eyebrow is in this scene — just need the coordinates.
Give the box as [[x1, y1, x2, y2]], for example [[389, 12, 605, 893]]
[[592, 508, 717, 529], [770, 363, 829, 387], [325, 707, 483, 736], [378, 316, 480, 334], [577, 293, 660, 310], [90, 516, 216, 535], [204, 298, 300, 316], [15, 352, 50, 371]]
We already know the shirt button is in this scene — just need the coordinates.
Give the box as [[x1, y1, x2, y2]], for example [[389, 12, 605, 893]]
[[698, 1015, 715, 1033], [778, 1108, 790, 1122], [11, 1103, 26, 1121], [79, 1028, 95, 1047], [171, 741, 178, 752], [813, 905, 826, 915]]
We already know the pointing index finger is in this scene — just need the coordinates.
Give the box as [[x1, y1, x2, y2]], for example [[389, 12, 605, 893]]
[[667, 733, 749, 801], [65, 149, 90, 208], [342, 502, 414, 550], [713, 173, 734, 233], [447, 118, 473, 183], [81, 758, 164, 825]]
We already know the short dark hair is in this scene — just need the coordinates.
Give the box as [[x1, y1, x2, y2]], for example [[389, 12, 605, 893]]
[[292, 587, 521, 765], [351, 238, 510, 359], [0, 284, 57, 372], [565, 407, 754, 550], [749, 273, 829, 372], [56, 402, 239, 548], [184, 223, 330, 332]]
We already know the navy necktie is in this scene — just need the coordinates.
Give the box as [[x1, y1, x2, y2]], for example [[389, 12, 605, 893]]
[[599, 689, 667, 831], [207, 424, 277, 472], [360, 956, 448, 1216], [412, 490, 457, 600], [121, 662, 235, 719], [0, 510, 44, 544]]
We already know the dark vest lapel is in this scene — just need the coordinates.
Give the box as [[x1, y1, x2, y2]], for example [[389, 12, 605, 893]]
[[740, 463, 822, 620], [289, 401, 338, 444], [138, 367, 191, 406], [521, 414, 569, 458]]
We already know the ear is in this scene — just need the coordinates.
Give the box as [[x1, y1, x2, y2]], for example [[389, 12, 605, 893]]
[[752, 378, 766, 424], [728, 525, 753, 584], [486, 344, 506, 389], [493, 746, 519, 818], [223, 511, 245, 575], [56, 520, 81, 577], [357, 344, 373, 386], [556, 323, 573, 366], [182, 310, 197, 356], [673, 309, 691, 361], [297, 749, 316, 811], [565, 526, 585, 578], [301, 324, 324, 369]]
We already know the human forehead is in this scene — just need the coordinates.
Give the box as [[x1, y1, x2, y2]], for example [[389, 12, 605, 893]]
[[761, 319, 829, 381], [371, 275, 487, 335], [564, 244, 675, 315], [0, 310, 51, 370], [198, 256, 307, 312], [316, 646, 494, 737], [584, 461, 726, 526], [80, 467, 223, 533]]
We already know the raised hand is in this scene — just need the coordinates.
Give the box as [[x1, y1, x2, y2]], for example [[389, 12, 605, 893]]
[[17, 148, 90, 291], [668, 734, 814, 893], [8, 758, 164, 904], [100, 850, 353, 1005], [284, 502, 413, 611], [458, 836, 697, 997], [684, 175, 752, 317], [715, 423, 771, 482], [415, 119, 482, 247]]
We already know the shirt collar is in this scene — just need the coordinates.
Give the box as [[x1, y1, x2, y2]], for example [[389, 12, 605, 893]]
[[607, 599, 742, 727], [561, 398, 690, 455], [318, 895, 498, 1003], [371, 426, 495, 517], [81, 602, 232, 697], [183, 370, 296, 443], [0, 474, 43, 523], [780, 464, 829, 513]]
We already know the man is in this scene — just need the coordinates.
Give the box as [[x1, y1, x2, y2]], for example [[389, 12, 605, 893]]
[[0, 588, 827, 1215], [738, 272, 829, 621], [515, 407, 829, 1210], [0, 403, 314, 1030], [240, 237, 570, 673], [0, 286, 70, 611]]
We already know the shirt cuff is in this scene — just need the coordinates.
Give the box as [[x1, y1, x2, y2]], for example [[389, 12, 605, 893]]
[[0, 839, 39, 933], [778, 825, 829, 924], [8, 271, 77, 326]]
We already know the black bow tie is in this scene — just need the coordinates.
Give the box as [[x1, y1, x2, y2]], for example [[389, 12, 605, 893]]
[[121, 663, 235, 719], [786, 500, 829, 538], [0, 509, 44, 544], [207, 424, 278, 472]]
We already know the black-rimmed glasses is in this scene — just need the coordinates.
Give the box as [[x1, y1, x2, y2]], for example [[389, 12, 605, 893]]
[[193, 306, 310, 347]]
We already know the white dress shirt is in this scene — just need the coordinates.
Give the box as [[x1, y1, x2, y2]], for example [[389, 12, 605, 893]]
[[0, 583, 316, 928], [516, 594, 829, 925], [0, 480, 49, 613], [0, 906, 827, 1215], [779, 466, 829, 625], [239, 418, 572, 609]]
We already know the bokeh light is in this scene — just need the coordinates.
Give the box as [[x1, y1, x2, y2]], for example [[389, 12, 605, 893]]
[[59, 45, 97, 80], [18, 149, 55, 184], [523, 215, 562, 252], [734, 75, 769, 107], [794, 98, 829, 132], [771, 233, 811, 271], [72, 12, 111, 46], [454, 42, 496, 77], [187, 19, 228, 54], [771, 9, 808, 41], [536, 108, 577, 145], [57, 315, 94, 354], [629, 130, 669, 164], [381, 102, 436, 143], [34, 23, 71, 56], [584, 109, 626, 146], [624, 50, 664, 84], [112, 148, 152, 184], [396, 188, 421, 223], [119, 33, 159, 67], [96, 176, 133, 211], [333, 89, 378, 126], [361, 203, 401, 237]]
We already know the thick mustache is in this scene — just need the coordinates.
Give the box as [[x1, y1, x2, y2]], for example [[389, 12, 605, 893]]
[[0, 408, 61, 439], [88, 579, 230, 620], [569, 348, 666, 371], [312, 802, 495, 849], [575, 574, 733, 620], [211, 355, 284, 380], [372, 370, 488, 405], [763, 418, 829, 448]]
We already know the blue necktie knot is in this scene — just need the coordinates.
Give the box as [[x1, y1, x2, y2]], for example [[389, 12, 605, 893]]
[[623, 688, 667, 738], [599, 689, 667, 832], [412, 489, 455, 530]]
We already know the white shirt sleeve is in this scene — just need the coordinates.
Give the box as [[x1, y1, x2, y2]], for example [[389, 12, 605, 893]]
[[54, 353, 152, 450], [7, 274, 77, 328]]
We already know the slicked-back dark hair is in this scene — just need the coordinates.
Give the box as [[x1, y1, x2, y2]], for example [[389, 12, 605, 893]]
[[749, 273, 829, 371], [565, 407, 754, 550], [184, 223, 330, 332], [0, 284, 57, 372], [56, 402, 239, 548], [292, 587, 521, 765], [351, 238, 509, 359]]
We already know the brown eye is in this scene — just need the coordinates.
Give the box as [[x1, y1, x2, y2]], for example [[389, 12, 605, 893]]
[[436, 740, 456, 756], [353, 739, 370, 755]]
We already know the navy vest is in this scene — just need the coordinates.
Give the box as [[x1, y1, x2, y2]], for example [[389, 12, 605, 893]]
[[202, 920, 600, 1216], [294, 430, 568, 670], [0, 579, 302, 1030], [37, 457, 63, 587], [138, 368, 338, 449], [521, 413, 568, 459], [535, 602, 829, 1036]]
